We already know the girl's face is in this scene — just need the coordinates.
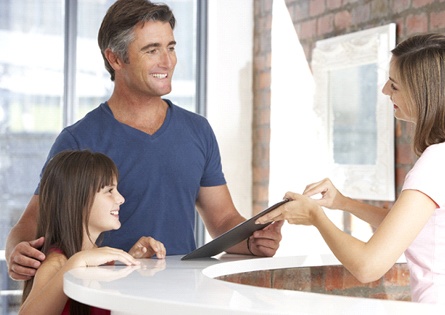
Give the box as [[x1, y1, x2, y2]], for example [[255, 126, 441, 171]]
[[382, 57, 416, 123], [88, 178, 125, 240]]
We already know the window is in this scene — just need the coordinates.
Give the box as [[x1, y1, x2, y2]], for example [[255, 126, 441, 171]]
[[0, 0, 200, 312]]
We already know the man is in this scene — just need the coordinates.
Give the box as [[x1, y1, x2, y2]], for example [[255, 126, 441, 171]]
[[6, 0, 283, 281]]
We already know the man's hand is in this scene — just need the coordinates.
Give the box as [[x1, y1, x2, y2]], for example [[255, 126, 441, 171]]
[[249, 220, 284, 257], [8, 236, 45, 281]]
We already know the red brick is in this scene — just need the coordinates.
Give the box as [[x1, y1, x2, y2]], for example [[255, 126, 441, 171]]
[[371, 0, 391, 18], [309, 0, 325, 17], [342, 270, 368, 290], [272, 268, 312, 291], [252, 179, 268, 196], [258, 71, 271, 89], [395, 166, 408, 193], [327, 0, 342, 10], [288, 1, 309, 22], [405, 13, 428, 35], [395, 142, 414, 165], [412, 0, 435, 8], [351, 3, 371, 25], [324, 266, 344, 291], [317, 14, 334, 36], [252, 166, 269, 183], [262, 0, 273, 14], [299, 19, 317, 40], [431, 11, 445, 29], [241, 271, 272, 288], [310, 267, 324, 291], [395, 120, 403, 138], [383, 263, 410, 287], [334, 10, 351, 30], [253, 110, 270, 128], [394, 19, 405, 39], [392, 0, 411, 13]]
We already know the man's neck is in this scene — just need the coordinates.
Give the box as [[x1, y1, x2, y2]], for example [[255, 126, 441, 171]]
[[107, 93, 168, 135]]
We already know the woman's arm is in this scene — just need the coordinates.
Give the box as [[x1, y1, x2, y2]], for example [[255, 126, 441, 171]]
[[303, 178, 390, 228], [316, 190, 435, 282], [257, 189, 436, 283]]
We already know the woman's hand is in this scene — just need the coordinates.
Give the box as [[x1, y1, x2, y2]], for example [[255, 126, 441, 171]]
[[255, 192, 323, 226], [128, 236, 166, 259], [303, 178, 346, 210]]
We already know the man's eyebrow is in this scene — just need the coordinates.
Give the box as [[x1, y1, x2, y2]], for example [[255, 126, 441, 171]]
[[389, 76, 398, 83], [140, 41, 177, 51], [141, 43, 160, 51]]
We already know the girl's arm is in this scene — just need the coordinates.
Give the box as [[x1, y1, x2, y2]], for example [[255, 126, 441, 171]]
[[19, 247, 139, 315], [19, 252, 70, 315]]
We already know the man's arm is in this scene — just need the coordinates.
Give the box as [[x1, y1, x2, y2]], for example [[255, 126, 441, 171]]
[[196, 185, 283, 256], [6, 195, 45, 280]]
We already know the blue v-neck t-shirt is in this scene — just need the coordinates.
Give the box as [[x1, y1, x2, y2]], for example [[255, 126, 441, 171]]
[[38, 99, 226, 254]]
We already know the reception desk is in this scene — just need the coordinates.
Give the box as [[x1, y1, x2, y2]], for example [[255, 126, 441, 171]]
[[64, 254, 441, 314]]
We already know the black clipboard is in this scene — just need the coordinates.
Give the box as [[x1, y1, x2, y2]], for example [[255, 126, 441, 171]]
[[181, 199, 289, 260]]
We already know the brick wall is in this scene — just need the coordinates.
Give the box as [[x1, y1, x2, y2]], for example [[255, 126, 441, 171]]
[[252, 0, 445, 213]]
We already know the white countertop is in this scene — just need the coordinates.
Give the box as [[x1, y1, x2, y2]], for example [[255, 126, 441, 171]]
[[64, 254, 441, 315]]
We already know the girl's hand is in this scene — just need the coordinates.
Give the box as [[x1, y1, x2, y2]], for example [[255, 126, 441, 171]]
[[129, 236, 166, 259], [72, 247, 140, 267]]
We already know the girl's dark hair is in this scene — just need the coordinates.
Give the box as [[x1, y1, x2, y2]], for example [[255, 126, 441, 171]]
[[22, 150, 118, 314], [391, 33, 445, 156], [98, 0, 176, 81]]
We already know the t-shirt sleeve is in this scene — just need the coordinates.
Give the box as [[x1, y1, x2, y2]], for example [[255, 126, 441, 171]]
[[402, 143, 445, 208], [199, 120, 226, 187]]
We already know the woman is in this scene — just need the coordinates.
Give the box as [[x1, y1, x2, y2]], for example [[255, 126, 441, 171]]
[[257, 33, 445, 304], [19, 150, 166, 314]]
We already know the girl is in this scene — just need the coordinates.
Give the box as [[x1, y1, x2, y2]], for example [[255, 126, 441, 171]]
[[19, 150, 165, 314], [257, 33, 445, 304]]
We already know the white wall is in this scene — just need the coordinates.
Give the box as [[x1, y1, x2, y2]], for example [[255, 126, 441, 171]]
[[207, 0, 253, 219], [269, 0, 335, 256]]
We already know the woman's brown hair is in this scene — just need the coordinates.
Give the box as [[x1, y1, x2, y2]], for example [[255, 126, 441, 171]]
[[391, 33, 445, 156], [22, 150, 118, 314]]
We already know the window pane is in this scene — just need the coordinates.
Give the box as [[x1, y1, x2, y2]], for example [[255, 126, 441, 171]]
[[166, 0, 197, 112], [0, 1, 64, 132], [76, 0, 114, 121], [0, 0, 64, 312], [0, 0, 198, 313]]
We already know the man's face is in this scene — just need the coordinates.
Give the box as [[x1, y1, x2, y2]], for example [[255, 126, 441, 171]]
[[119, 20, 177, 98]]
